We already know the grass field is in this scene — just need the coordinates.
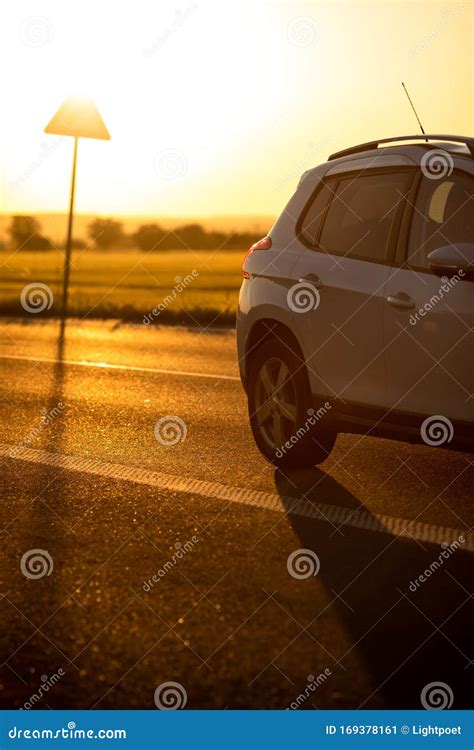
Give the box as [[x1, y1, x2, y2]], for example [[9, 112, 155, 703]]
[[0, 248, 244, 327]]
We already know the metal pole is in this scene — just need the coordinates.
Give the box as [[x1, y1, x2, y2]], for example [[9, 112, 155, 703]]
[[61, 135, 78, 320]]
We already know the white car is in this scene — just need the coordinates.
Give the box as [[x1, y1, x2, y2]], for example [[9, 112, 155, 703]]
[[237, 134, 474, 467]]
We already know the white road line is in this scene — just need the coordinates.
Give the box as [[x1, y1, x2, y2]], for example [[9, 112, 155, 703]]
[[2, 443, 472, 551], [0, 354, 240, 381]]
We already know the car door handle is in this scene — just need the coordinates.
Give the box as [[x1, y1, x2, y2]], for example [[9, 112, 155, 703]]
[[299, 274, 323, 289], [386, 292, 415, 310]]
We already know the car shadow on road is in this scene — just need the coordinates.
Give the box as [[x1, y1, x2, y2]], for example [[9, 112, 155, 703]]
[[274, 467, 472, 709]]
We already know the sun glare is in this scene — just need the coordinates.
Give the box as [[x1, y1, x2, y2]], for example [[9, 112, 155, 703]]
[[2, 0, 472, 217]]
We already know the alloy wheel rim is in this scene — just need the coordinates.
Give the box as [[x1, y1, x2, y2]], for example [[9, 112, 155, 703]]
[[254, 357, 298, 450]]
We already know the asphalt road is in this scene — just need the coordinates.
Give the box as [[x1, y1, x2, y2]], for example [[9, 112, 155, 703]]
[[0, 318, 472, 710]]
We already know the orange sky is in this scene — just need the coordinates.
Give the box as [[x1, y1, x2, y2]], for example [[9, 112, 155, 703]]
[[1, 0, 472, 218]]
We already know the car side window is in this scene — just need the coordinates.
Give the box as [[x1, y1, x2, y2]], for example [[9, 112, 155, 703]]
[[318, 171, 413, 262], [407, 171, 474, 270], [299, 182, 335, 247]]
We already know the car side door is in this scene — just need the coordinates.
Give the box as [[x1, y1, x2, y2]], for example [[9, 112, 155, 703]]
[[383, 164, 474, 429], [291, 161, 416, 411]]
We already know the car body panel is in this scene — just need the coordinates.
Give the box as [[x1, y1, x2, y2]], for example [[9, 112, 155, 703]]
[[290, 248, 391, 407], [383, 265, 473, 423]]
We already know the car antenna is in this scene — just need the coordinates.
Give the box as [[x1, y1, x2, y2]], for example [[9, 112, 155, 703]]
[[401, 82, 429, 142]]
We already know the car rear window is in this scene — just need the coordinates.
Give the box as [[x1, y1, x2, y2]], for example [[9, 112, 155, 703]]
[[299, 182, 335, 247]]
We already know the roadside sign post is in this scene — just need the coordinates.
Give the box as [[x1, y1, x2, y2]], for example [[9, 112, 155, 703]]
[[62, 135, 78, 322], [44, 96, 111, 324]]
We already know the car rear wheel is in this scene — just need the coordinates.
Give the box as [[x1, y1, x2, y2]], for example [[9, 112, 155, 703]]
[[247, 339, 336, 468]]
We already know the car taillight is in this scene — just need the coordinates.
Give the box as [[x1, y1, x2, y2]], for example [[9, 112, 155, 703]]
[[242, 236, 272, 278]]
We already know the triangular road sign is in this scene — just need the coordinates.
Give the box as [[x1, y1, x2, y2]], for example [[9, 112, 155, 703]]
[[44, 96, 111, 140]]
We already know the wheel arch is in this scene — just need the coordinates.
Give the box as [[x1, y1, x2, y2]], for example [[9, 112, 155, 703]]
[[244, 319, 306, 389]]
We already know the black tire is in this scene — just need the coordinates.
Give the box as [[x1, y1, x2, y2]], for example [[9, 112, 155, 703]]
[[247, 339, 337, 468]]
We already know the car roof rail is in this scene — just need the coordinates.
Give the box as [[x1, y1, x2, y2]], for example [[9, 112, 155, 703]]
[[328, 134, 474, 161]]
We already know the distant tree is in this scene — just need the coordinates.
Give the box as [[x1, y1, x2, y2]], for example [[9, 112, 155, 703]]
[[8, 215, 54, 250], [220, 231, 259, 250], [206, 231, 226, 248], [9, 215, 41, 249], [71, 238, 87, 250], [174, 224, 208, 249], [132, 223, 166, 251], [88, 218, 124, 249], [131, 219, 261, 251], [28, 235, 54, 250]]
